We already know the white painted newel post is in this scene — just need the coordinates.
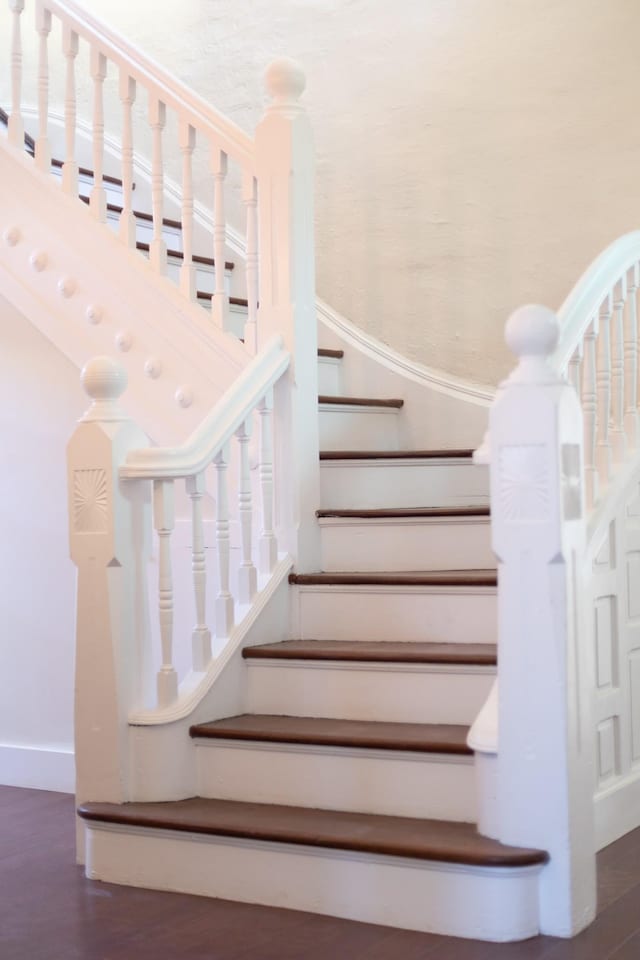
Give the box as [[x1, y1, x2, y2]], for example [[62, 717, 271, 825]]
[[471, 306, 596, 936], [255, 59, 320, 570], [67, 358, 151, 822]]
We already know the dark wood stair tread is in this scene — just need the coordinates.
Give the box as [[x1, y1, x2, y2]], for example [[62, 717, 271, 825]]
[[136, 241, 234, 271], [320, 449, 476, 460], [196, 290, 249, 308], [78, 797, 548, 868], [289, 570, 497, 587], [317, 348, 344, 359], [190, 714, 472, 754], [318, 395, 403, 409], [54, 158, 126, 187], [317, 506, 490, 519], [243, 639, 497, 666]]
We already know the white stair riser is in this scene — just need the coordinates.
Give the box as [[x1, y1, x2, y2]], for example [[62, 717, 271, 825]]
[[320, 517, 493, 571], [246, 660, 495, 724], [84, 824, 543, 941], [294, 585, 497, 643], [320, 459, 490, 509], [105, 208, 182, 246], [194, 740, 476, 820], [164, 259, 232, 295], [317, 356, 342, 395], [318, 405, 399, 451]]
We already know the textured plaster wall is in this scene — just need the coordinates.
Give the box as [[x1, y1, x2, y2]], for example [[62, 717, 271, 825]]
[[5, 0, 640, 384], [0, 295, 85, 768]]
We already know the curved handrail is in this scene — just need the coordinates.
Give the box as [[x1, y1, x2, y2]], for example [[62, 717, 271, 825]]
[[553, 231, 640, 371], [121, 335, 289, 479], [45, 1, 254, 168]]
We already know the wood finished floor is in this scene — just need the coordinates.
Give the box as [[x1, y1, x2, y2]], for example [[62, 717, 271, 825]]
[[1, 786, 640, 960]]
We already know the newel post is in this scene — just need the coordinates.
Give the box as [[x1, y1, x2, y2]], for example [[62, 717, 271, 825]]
[[67, 358, 151, 820], [255, 58, 320, 570], [485, 306, 596, 935]]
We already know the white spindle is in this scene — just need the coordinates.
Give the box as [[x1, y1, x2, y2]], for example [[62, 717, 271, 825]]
[[118, 72, 137, 247], [149, 98, 167, 274], [243, 172, 259, 354], [35, 2, 51, 172], [610, 277, 627, 463], [624, 263, 639, 448], [61, 25, 79, 196], [596, 294, 613, 487], [179, 121, 196, 300], [153, 479, 178, 706], [582, 318, 599, 509], [567, 348, 581, 396], [214, 445, 234, 639], [8, 0, 25, 150], [186, 472, 211, 671], [211, 147, 229, 331], [258, 390, 278, 573], [236, 419, 258, 603], [89, 48, 107, 222]]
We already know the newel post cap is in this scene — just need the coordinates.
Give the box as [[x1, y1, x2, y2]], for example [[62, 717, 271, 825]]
[[80, 355, 128, 421], [504, 304, 560, 384], [264, 57, 306, 108]]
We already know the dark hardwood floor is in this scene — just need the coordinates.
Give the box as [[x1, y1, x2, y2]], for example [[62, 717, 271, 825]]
[[1, 785, 639, 959]]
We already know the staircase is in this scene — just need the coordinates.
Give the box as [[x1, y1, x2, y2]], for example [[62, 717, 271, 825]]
[[76, 341, 547, 942]]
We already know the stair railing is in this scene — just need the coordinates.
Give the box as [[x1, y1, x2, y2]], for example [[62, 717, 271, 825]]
[[68, 338, 292, 801], [470, 233, 640, 938]]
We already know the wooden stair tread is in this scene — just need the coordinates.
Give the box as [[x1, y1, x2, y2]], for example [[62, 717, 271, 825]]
[[317, 348, 344, 359], [190, 714, 472, 754], [320, 448, 476, 460], [77, 797, 548, 868], [135, 240, 234, 271], [318, 395, 403, 409], [289, 570, 497, 587], [243, 639, 497, 666], [196, 290, 249, 308], [317, 506, 490, 519], [54, 158, 125, 187]]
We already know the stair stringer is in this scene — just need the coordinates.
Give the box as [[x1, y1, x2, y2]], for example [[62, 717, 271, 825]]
[[0, 138, 249, 446]]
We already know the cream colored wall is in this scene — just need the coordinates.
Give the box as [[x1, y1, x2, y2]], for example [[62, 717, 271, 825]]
[[6, 0, 640, 383], [0, 295, 85, 790]]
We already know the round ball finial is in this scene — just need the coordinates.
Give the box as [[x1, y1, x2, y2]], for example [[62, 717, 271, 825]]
[[80, 355, 128, 403], [505, 304, 559, 359], [264, 57, 306, 104]]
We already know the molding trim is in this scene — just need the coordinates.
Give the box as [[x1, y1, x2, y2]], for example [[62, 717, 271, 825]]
[[0, 743, 75, 793], [316, 297, 495, 406]]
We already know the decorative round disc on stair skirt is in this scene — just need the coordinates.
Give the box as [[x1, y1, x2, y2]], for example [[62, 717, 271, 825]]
[[57, 276, 76, 298], [85, 304, 103, 325], [175, 385, 194, 408], [144, 357, 162, 379], [2, 226, 20, 246], [115, 330, 133, 352], [29, 249, 47, 271]]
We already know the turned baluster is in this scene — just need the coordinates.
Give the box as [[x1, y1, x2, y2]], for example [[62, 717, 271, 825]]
[[567, 347, 582, 396], [258, 390, 278, 573], [61, 25, 79, 196], [35, 2, 51, 172], [179, 120, 196, 300], [153, 479, 178, 706], [186, 472, 211, 671], [214, 445, 234, 639], [211, 147, 229, 331], [610, 277, 627, 463], [236, 419, 258, 603], [149, 98, 167, 274], [243, 172, 259, 354], [595, 294, 613, 487], [624, 263, 640, 448], [582, 317, 599, 508], [8, 0, 25, 150], [118, 72, 137, 247], [89, 48, 107, 222]]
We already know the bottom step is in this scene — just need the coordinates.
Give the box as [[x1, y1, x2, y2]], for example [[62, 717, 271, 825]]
[[79, 798, 547, 942]]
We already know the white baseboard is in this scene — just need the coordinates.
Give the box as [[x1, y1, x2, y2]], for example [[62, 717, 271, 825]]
[[595, 772, 640, 850], [0, 743, 75, 793]]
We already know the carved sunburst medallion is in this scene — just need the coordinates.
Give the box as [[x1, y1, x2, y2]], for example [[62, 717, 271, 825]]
[[73, 469, 108, 533], [498, 444, 550, 523]]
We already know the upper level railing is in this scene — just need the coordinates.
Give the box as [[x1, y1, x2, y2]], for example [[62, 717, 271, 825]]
[[3, 0, 313, 354]]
